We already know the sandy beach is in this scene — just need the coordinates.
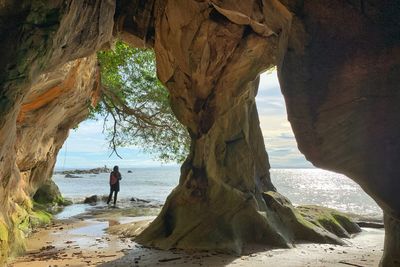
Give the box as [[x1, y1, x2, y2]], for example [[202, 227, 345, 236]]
[[9, 203, 384, 267]]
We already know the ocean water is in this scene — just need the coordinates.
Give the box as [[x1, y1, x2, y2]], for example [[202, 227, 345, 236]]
[[53, 167, 382, 218], [270, 169, 382, 218], [53, 167, 179, 203]]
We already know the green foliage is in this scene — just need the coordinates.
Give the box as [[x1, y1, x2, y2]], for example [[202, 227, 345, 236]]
[[94, 41, 190, 162]]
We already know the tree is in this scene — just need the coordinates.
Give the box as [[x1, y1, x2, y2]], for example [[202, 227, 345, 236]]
[[93, 41, 190, 162]]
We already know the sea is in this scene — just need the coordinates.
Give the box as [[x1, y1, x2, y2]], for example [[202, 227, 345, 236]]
[[53, 167, 383, 219]]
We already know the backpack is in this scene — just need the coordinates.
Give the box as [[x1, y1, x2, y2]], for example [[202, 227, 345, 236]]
[[110, 172, 118, 185]]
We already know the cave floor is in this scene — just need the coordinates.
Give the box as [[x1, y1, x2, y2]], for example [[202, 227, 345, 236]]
[[9, 204, 384, 267]]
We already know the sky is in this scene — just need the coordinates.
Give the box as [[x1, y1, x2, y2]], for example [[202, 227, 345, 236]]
[[55, 70, 313, 169]]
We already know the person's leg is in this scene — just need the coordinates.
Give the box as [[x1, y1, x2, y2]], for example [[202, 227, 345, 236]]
[[113, 191, 118, 205], [107, 188, 113, 204]]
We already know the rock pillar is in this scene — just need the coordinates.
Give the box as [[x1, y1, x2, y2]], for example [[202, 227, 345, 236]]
[[137, 0, 346, 253]]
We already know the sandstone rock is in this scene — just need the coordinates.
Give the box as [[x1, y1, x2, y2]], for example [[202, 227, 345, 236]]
[[277, 1, 400, 265], [0, 45, 104, 261], [0, 0, 398, 266], [136, 0, 348, 254], [108, 220, 152, 238]]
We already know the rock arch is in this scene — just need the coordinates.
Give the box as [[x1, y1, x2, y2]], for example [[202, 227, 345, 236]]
[[0, 0, 399, 266]]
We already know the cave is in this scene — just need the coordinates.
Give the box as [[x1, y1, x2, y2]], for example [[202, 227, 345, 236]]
[[0, 0, 399, 266]]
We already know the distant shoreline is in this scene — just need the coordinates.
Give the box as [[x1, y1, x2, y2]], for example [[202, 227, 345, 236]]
[[54, 166, 317, 172]]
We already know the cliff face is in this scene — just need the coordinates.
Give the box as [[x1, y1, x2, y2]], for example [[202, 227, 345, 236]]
[[17, 56, 100, 198], [0, 0, 399, 266], [278, 2, 400, 266], [0, 0, 115, 261], [0, 56, 100, 260]]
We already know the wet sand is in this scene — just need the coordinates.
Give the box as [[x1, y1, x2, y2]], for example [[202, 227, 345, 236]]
[[100, 227, 384, 267], [9, 204, 384, 267], [10, 217, 139, 267]]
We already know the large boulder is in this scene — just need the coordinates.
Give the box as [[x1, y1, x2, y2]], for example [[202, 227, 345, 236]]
[[33, 179, 71, 207]]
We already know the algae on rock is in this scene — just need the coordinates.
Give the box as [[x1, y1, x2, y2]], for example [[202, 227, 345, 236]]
[[0, 220, 8, 264], [33, 179, 72, 209]]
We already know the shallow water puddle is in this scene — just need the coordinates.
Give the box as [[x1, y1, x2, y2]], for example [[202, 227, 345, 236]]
[[49, 218, 136, 250], [55, 203, 92, 219], [66, 219, 107, 236], [10, 217, 136, 266]]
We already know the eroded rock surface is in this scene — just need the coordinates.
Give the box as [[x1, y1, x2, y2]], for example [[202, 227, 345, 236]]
[[278, 1, 400, 265], [1, 55, 101, 261], [0, 0, 114, 261], [0, 0, 399, 266], [136, 0, 353, 254]]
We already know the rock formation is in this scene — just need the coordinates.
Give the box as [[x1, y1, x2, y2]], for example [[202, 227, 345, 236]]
[[135, 0, 343, 253], [0, 0, 399, 266], [278, 2, 400, 266], [0, 0, 114, 261]]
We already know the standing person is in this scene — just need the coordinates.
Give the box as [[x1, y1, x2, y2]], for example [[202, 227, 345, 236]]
[[107, 165, 122, 206]]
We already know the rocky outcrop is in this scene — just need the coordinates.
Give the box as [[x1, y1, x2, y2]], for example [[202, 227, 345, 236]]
[[56, 166, 111, 175], [0, 1, 115, 261], [0, 55, 101, 261], [277, 1, 400, 265]]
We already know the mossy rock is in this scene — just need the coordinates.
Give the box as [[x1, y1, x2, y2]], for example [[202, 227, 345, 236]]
[[29, 209, 52, 228], [262, 191, 345, 245], [297, 205, 361, 238], [8, 204, 29, 257], [0, 220, 9, 265], [33, 179, 72, 207], [7, 202, 53, 261]]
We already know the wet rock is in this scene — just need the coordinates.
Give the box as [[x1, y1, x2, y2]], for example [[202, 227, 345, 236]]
[[356, 221, 384, 229], [130, 197, 150, 203], [83, 195, 98, 204], [59, 167, 111, 175], [296, 205, 362, 238], [64, 174, 82, 178], [33, 180, 72, 207]]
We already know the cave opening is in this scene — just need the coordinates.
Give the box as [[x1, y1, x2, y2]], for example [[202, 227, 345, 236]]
[[256, 70, 382, 219], [3, 0, 398, 265], [30, 66, 384, 265]]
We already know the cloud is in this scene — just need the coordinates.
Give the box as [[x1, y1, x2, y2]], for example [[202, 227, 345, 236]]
[[257, 71, 312, 168]]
